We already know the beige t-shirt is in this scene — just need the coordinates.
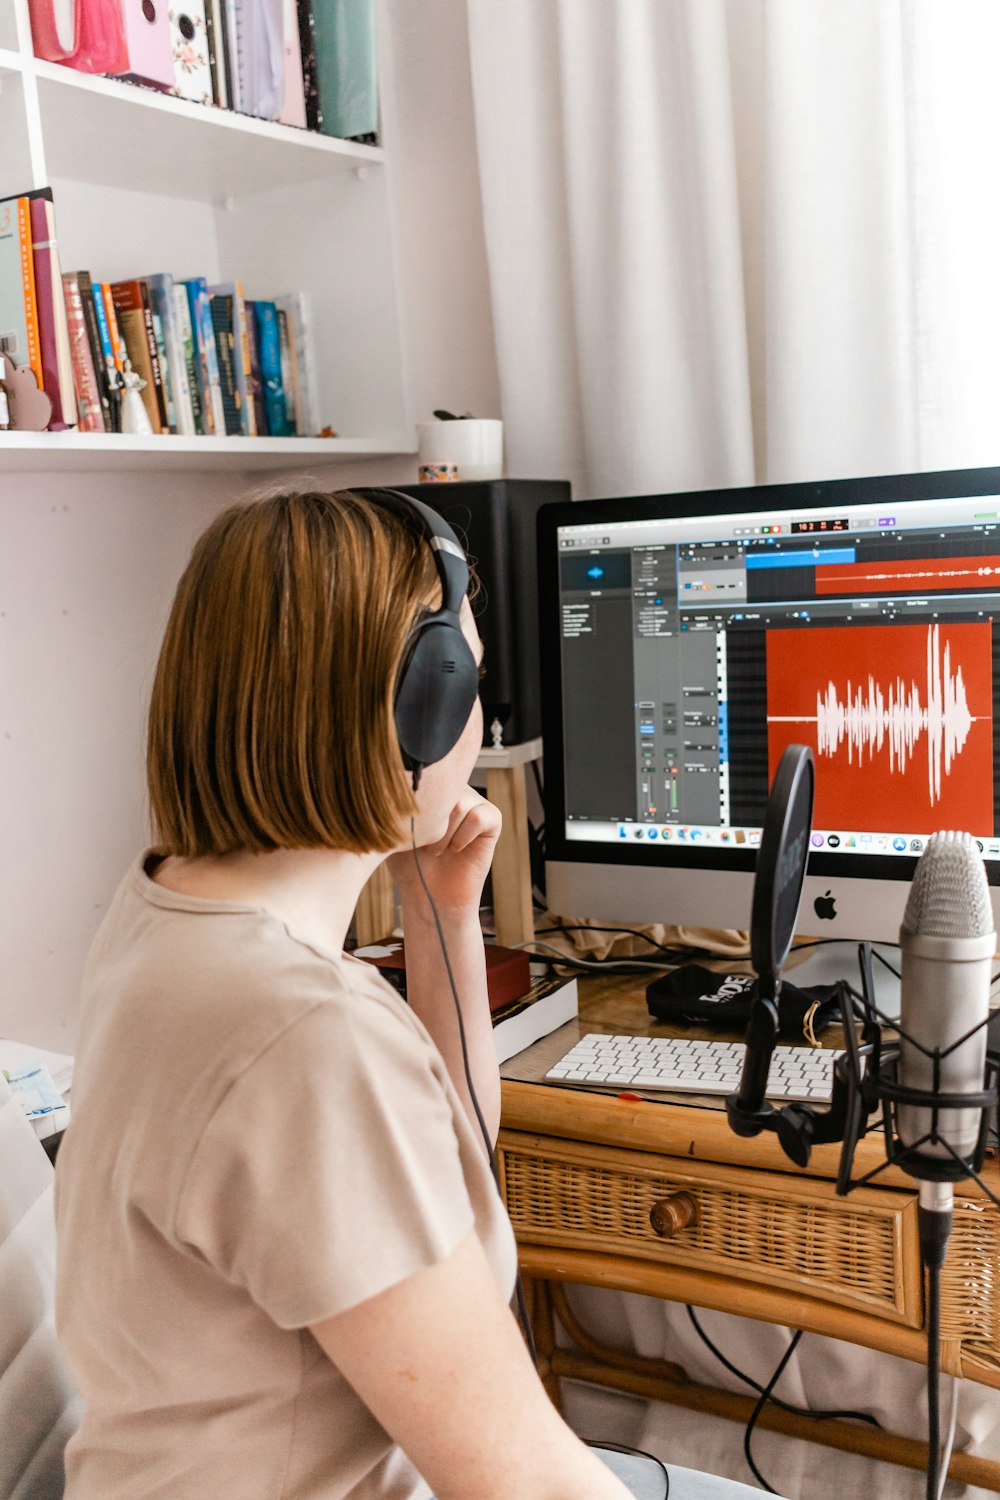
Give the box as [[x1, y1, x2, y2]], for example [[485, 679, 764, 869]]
[[54, 853, 518, 1499]]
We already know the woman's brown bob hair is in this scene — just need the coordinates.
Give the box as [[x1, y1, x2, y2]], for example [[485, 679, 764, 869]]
[[147, 488, 447, 857]]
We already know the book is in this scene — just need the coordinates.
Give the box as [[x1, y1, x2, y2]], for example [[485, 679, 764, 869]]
[[209, 290, 243, 434], [181, 277, 225, 435], [147, 272, 196, 435], [492, 974, 579, 1065], [274, 290, 317, 434], [210, 280, 255, 434], [172, 283, 203, 433], [110, 279, 165, 432], [351, 940, 533, 1013], [251, 299, 289, 435], [0, 197, 40, 388], [27, 192, 76, 430], [90, 279, 123, 432], [99, 282, 127, 381], [61, 272, 105, 431], [150, 306, 175, 431], [243, 297, 267, 433], [275, 304, 297, 433]]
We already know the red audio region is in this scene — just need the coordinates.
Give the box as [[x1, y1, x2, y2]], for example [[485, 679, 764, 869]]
[[766, 622, 993, 833], [815, 554, 1000, 597]]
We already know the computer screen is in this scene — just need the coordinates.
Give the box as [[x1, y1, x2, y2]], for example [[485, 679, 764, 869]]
[[538, 465, 1000, 944]]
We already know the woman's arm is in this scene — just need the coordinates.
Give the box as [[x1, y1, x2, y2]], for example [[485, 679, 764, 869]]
[[387, 788, 503, 1146], [309, 1230, 634, 1500]]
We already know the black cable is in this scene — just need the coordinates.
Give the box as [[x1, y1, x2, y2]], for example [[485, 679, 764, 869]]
[[743, 1328, 803, 1492], [410, 825, 495, 1166], [685, 1307, 881, 1428], [409, 823, 538, 1367], [926, 1257, 942, 1500]]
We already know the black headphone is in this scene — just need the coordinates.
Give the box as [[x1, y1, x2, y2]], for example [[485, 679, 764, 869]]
[[356, 488, 480, 783]]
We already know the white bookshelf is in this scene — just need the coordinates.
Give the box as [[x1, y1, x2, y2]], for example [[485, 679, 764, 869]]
[[1, 0, 414, 468], [0, 431, 408, 473]]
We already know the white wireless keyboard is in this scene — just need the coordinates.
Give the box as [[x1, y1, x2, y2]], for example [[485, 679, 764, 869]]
[[545, 1035, 843, 1102]]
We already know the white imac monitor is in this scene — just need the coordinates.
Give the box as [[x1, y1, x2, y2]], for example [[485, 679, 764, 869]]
[[538, 465, 1000, 947]]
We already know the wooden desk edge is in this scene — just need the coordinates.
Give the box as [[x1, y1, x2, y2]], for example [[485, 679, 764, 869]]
[[501, 1080, 888, 1180]]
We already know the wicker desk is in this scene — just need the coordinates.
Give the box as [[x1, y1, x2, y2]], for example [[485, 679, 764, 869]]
[[498, 971, 1000, 1492]]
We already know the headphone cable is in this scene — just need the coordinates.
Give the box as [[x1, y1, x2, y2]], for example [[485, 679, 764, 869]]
[[408, 823, 538, 1364]]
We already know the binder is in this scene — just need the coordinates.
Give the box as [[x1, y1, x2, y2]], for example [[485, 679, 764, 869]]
[[296, 0, 322, 131], [311, 0, 377, 140], [233, 0, 286, 120], [279, 0, 307, 128], [169, 1, 214, 105], [115, 0, 175, 89], [26, 0, 77, 61]]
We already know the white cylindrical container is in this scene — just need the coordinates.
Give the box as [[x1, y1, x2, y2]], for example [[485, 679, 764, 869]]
[[417, 418, 504, 481]]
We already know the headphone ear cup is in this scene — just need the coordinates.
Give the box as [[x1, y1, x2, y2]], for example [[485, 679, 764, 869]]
[[394, 620, 480, 771]]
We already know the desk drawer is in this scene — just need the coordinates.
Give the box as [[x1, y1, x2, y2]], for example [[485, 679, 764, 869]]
[[498, 1131, 922, 1327]]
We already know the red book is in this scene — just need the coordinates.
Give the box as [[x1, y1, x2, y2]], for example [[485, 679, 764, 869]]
[[61, 272, 105, 431], [351, 939, 533, 1011], [28, 192, 76, 430]]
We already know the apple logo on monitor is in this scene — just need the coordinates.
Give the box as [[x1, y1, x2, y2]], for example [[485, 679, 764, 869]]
[[814, 890, 837, 921]]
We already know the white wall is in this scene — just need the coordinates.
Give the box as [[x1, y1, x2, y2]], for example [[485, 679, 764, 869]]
[[0, 1, 498, 1051]]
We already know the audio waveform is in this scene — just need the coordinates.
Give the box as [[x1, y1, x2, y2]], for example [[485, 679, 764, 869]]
[[765, 621, 994, 833], [816, 625, 975, 805], [815, 553, 1000, 596]]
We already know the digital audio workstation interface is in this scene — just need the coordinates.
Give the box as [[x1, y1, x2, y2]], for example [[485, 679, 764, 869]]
[[557, 495, 1000, 857]]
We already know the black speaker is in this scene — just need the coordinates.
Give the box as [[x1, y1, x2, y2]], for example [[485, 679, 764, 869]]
[[392, 478, 570, 747]]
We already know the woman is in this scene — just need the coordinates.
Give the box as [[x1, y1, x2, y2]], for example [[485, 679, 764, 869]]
[[53, 487, 636, 1500]]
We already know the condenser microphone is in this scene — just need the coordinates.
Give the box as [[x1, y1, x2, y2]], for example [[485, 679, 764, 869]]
[[897, 831, 995, 1255]]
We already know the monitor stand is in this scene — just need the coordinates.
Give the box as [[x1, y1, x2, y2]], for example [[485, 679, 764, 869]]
[[784, 940, 902, 1023]]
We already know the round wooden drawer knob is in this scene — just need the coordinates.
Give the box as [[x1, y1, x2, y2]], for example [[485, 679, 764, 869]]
[[649, 1191, 697, 1238]]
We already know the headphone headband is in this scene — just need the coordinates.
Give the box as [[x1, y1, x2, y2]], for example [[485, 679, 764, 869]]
[[360, 488, 469, 618]]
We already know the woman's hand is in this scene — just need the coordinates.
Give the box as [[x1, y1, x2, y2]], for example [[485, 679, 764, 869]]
[[387, 785, 501, 916]]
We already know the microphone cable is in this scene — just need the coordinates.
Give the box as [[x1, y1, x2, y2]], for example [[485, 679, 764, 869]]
[[742, 1328, 803, 1492], [685, 1306, 881, 1429], [408, 822, 538, 1366]]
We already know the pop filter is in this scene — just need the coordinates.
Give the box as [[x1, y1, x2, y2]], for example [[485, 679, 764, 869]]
[[750, 744, 815, 991], [727, 743, 814, 1139]]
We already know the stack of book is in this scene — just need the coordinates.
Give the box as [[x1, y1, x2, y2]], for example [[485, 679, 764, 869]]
[[351, 939, 580, 1066], [27, 0, 378, 142], [1, 184, 319, 438]]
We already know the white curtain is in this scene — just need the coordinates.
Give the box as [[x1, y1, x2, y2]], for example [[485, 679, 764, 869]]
[[467, 0, 1000, 500], [467, 3, 1000, 1491]]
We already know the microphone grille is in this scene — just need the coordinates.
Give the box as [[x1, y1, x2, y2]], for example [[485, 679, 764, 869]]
[[902, 830, 993, 939]]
